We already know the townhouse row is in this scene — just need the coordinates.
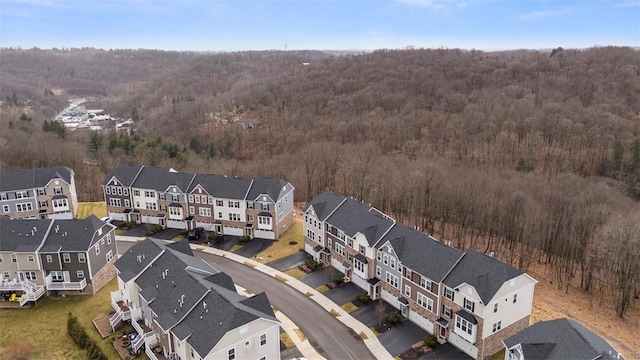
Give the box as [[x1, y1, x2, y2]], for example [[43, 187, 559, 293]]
[[0, 215, 117, 305], [0, 166, 78, 220], [103, 165, 295, 239], [111, 238, 280, 360], [303, 191, 538, 360]]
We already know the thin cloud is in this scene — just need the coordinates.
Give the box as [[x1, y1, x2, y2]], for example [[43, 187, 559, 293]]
[[516, 8, 569, 21], [394, 0, 468, 11]]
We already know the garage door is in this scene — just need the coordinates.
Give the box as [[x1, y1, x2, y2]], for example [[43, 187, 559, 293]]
[[109, 212, 127, 221], [381, 289, 399, 309], [254, 229, 275, 239], [196, 222, 216, 231], [448, 332, 478, 358], [167, 220, 187, 230], [223, 226, 243, 236], [141, 215, 159, 224], [409, 311, 434, 333]]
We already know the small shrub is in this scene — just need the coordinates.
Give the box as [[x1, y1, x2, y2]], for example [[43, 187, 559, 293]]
[[334, 274, 344, 285], [179, 229, 188, 236], [238, 236, 251, 244], [357, 292, 372, 304], [386, 312, 401, 325], [304, 259, 320, 271], [424, 334, 438, 348], [209, 232, 220, 239]]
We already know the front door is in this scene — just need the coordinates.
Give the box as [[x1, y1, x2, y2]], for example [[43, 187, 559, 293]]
[[159, 217, 166, 228], [246, 228, 253, 238], [401, 304, 409, 317], [439, 325, 447, 338], [18, 272, 25, 282]]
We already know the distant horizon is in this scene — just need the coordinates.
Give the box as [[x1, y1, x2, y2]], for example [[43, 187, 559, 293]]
[[2, 0, 638, 53]]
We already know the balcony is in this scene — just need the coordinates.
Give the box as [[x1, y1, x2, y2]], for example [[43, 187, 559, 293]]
[[0, 279, 46, 305], [110, 290, 131, 330], [45, 274, 87, 291]]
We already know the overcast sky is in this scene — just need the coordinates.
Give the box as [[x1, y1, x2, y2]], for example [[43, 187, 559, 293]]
[[1, 0, 638, 51]]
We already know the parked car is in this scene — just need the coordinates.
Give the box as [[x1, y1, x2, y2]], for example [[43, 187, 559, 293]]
[[100, 216, 112, 223], [188, 227, 205, 240]]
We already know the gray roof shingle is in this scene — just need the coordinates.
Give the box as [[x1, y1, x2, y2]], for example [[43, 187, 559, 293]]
[[114, 238, 164, 282], [0, 217, 52, 252], [443, 248, 523, 304], [131, 166, 196, 193], [246, 178, 292, 202], [326, 198, 394, 246], [303, 191, 346, 221], [188, 174, 252, 199], [503, 318, 625, 360], [101, 164, 144, 186], [1, 166, 73, 192], [43, 215, 111, 252], [382, 225, 463, 282]]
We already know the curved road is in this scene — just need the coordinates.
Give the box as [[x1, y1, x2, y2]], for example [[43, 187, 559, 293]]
[[117, 241, 374, 360]]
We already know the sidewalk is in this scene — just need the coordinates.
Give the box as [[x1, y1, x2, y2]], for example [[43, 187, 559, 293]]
[[116, 236, 394, 360]]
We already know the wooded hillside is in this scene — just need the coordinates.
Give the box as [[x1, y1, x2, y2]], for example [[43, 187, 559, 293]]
[[1, 47, 639, 328]]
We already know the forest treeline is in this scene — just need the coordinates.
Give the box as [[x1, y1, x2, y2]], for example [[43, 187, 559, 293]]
[[0, 46, 639, 317]]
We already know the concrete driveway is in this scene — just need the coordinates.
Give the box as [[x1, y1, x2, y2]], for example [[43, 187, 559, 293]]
[[121, 224, 182, 240], [324, 282, 363, 305], [350, 300, 395, 328], [298, 268, 333, 289], [234, 238, 274, 258], [266, 252, 309, 272], [379, 319, 429, 357], [419, 342, 472, 360], [211, 235, 240, 251]]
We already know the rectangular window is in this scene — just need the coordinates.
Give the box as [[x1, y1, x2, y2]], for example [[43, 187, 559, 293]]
[[54, 187, 62, 194], [228, 348, 235, 360], [385, 272, 399, 288], [3, 271, 9, 279], [377, 252, 382, 261], [420, 277, 432, 292], [134, 190, 140, 196], [260, 333, 267, 346], [444, 287, 454, 301], [106, 187, 111, 195], [390, 258, 396, 270], [513, 293, 518, 303], [144, 190, 155, 197], [195, 195, 201, 204], [78, 253, 86, 263], [39, 200, 48, 207], [109, 198, 122, 207], [335, 243, 346, 257], [189, 206, 195, 215], [443, 305, 452, 318], [229, 201, 240, 208], [216, 200, 223, 207], [11, 254, 17, 263], [405, 269, 412, 280], [258, 216, 272, 226], [46, 255, 52, 263], [248, 214, 254, 222], [51, 271, 63, 281], [0, 255, 2, 263], [188, 194, 194, 203], [38, 188, 46, 195], [159, 193, 165, 200], [261, 203, 269, 211], [456, 316, 473, 336], [417, 293, 433, 311], [199, 207, 211, 217], [247, 201, 254, 209], [145, 202, 157, 210], [95, 244, 100, 255], [383, 254, 389, 265], [229, 213, 241, 221], [16, 203, 33, 212], [27, 255, 34, 262], [2, 205, 9, 212], [347, 238, 353, 248], [63, 253, 71, 263], [493, 303, 498, 313], [327, 238, 332, 247], [16, 191, 28, 199], [172, 194, 179, 202], [169, 207, 182, 216], [107, 233, 112, 244], [376, 266, 381, 277], [106, 250, 113, 262], [464, 298, 475, 312], [0, 193, 6, 200], [25, 271, 36, 280], [492, 321, 502, 333], [117, 187, 123, 195], [123, 188, 129, 196], [124, 199, 130, 207], [208, 196, 214, 205], [404, 285, 411, 297], [77, 270, 85, 279], [53, 198, 68, 208]]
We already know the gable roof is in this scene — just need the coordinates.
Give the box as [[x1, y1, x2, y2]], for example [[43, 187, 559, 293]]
[[117, 238, 277, 355], [0, 166, 73, 192], [443, 248, 524, 304], [383, 225, 463, 282], [188, 174, 252, 199], [43, 215, 112, 252], [0, 217, 52, 252], [246, 178, 292, 202], [101, 164, 143, 186], [326, 197, 394, 245], [131, 166, 195, 193], [303, 191, 347, 221], [504, 318, 625, 360]]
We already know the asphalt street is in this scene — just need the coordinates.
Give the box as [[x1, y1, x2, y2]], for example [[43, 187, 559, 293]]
[[116, 241, 374, 360]]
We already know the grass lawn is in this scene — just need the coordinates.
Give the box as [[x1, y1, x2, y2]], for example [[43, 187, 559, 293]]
[[283, 268, 306, 278], [340, 301, 358, 313], [0, 278, 119, 359], [254, 219, 303, 264], [491, 349, 506, 360], [77, 202, 107, 219]]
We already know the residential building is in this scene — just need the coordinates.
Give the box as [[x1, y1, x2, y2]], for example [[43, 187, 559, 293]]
[[111, 238, 280, 360], [302, 191, 537, 360], [102, 164, 294, 239], [0, 166, 78, 219], [0, 215, 116, 305], [503, 318, 625, 360]]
